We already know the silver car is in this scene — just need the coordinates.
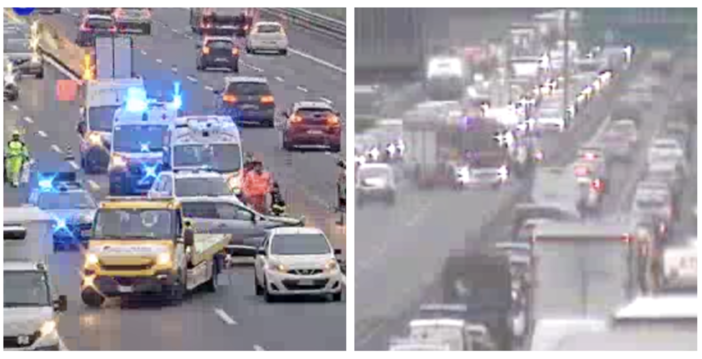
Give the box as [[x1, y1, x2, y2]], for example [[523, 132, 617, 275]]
[[356, 163, 397, 206]]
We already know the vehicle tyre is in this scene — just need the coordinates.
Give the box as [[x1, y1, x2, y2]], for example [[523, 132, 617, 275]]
[[81, 289, 104, 308], [204, 260, 219, 292], [36, 70, 44, 79], [246, 47, 253, 54], [331, 291, 342, 302], [330, 144, 341, 153], [232, 64, 239, 73], [263, 118, 275, 128], [169, 270, 186, 304], [143, 24, 151, 35], [254, 271, 263, 296], [279, 48, 287, 56], [263, 276, 275, 303]]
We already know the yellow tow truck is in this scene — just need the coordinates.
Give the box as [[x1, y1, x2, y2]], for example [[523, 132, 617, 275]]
[[80, 197, 229, 307]]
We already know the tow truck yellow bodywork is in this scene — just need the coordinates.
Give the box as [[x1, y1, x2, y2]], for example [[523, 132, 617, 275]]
[[80, 198, 230, 307]]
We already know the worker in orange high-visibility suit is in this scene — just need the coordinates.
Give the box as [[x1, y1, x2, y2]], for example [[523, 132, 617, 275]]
[[243, 161, 272, 213]]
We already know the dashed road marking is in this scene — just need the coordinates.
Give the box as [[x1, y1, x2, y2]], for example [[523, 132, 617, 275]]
[[187, 75, 198, 83], [11, 105, 19, 111], [171, 28, 180, 34], [288, 48, 345, 74], [156, 58, 163, 64], [171, 66, 178, 73], [68, 161, 79, 170], [213, 308, 238, 325], [140, 50, 147, 55], [88, 180, 100, 191], [51, 144, 63, 153], [296, 85, 308, 93], [24, 116, 34, 124], [37, 131, 47, 138], [253, 345, 265, 351], [320, 97, 333, 104], [274, 76, 284, 82], [242, 62, 263, 73], [204, 85, 214, 92]]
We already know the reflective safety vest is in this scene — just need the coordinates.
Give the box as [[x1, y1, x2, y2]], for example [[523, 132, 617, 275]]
[[6, 140, 28, 158], [243, 171, 271, 197]]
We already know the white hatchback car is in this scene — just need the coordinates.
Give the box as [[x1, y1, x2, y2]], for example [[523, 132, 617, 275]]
[[246, 21, 288, 55], [254, 227, 343, 302]]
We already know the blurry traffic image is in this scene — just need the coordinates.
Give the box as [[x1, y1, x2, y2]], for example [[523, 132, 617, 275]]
[[4, 7, 346, 350], [355, 8, 696, 351]]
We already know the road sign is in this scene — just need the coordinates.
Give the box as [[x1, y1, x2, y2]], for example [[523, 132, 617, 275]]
[[13, 8, 35, 16]]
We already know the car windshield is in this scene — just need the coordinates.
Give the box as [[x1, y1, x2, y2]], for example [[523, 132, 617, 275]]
[[175, 177, 229, 197], [4, 39, 30, 53], [257, 24, 282, 33], [653, 142, 679, 150], [270, 233, 331, 255], [636, 198, 667, 209], [225, 82, 269, 96], [37, 192, 96, 210], [113, 125, 168, 153], [540, 108, 561, 117], [296, 108, 335, 121], [86, 18, 114, 29], [88, 106, 118, 132], [173, 143, 242, 172], [93, 209, 174, 239], [3, 271, 51, 307], [359, 167, 391, 180], [207, 40, 233, 49]]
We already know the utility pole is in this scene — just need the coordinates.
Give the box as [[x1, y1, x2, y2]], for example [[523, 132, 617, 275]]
[[562, 9, 570, 124]]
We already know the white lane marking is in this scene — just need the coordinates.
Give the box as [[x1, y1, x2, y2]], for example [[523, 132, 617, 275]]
[[11, 104, 19, 111], [24, 116, 34, 124], [274, 76, 284, 82], [51, 144, 63, 153], [37, 131, 48, 138], [296, 85, 309, 93], [156, 58, 163, 64], [88, 180, 100, 191], [204, 85, 214, 92], [69, 161, 79, 170], [253, 345, 265, 351], [242, 62, 263, 73], [320, 97, 333, 104], [140, 50, 147, 55], [187, 75, 198, 83], [288, 48, 345, 74], [171, 66, 178, 73], [213, 308, 238, 325], [172, 28, 180, 34]]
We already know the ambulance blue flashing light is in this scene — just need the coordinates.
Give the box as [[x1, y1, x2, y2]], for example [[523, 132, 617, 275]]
[[143, 163, 158, 179], [38, 173, 57, 191], [55, 218, 67, 232], [126, 87, 149, 113], [171, 82, 183, 110]]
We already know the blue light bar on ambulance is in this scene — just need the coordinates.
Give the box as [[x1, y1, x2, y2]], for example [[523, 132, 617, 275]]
[[126, 87, 149, 113], [171, 82, 182, 110]]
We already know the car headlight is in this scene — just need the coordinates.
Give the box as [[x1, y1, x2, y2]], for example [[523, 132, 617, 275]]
[[110, 154, 127, 169], [85, 254, 99, 266], [88, 132, 102, 145], [227, 175, 241, 191], [269, 263, 287, 273], [324, 259, 338, 272], [31, 54, 41, 63], [157, 252, 171, 266], [40, 320, 57, 336]]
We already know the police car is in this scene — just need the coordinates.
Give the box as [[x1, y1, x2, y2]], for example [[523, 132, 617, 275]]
[[214, 76, 275, 127], [279, 101, 342, 152], [28, 172, 97, 251], [108, 90, 180, 195], [77, 78, 146, 174], [168, 116, 244, 196], [148, 170, 233, 201]]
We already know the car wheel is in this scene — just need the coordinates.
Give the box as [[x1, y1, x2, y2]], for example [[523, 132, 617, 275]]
[[279, 48, 288, 56], [81, 288, 105, 308], [254, 270, 263, 296], [204, 260, 219, 292], [246, 47, 253, 54], [331, 291, 342, 302], [143, 24, 151, 35], [330, 144, 341, 153], [263, 119, 275, 128], [232, 65, 239, 73], [263, 276, 275, 303], [169, 270, 186, 304], [36, 70, 44, 79]]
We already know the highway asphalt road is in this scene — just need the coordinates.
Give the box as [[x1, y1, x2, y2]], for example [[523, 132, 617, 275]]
[[354, 52, 682, 350], [4, 8, 345, 350]]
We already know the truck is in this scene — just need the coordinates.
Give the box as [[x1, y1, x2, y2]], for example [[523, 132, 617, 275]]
[[4, 207, 68, 351], [80, 197, 230, 307], [190, 8, 251, 37], [403, 102, 513, 189], [94, 36, 134, 80], [440, 249, 514, 350], [355, 8, 427, 83]]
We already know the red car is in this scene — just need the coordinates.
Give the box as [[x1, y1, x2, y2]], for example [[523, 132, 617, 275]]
[[280, 101, 342, 152]]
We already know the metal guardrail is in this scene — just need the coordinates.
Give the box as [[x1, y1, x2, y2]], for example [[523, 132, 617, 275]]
[[259, 8, 345, 42]]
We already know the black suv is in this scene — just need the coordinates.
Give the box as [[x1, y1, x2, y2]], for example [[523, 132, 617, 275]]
[[215, 76, 275, 127], [196, 37, 239, 72]]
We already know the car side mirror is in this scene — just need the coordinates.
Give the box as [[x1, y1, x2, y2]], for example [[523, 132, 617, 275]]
[[55, 295, 67, 312], [183, 228, 195, 247]]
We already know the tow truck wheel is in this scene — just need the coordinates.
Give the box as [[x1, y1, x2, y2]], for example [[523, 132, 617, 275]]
[[330, 144, 341, 153], [204, 261, 219, 292], [169, 271, 186, 304], [331, 291, 342, 302], [81, 289, 104, 308], [279, 49, 287, 56]]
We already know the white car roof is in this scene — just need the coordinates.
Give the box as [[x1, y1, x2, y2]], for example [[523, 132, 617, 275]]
[[613, 295, 698, 321], [293, 101, 333, 110], [409, 319, 466, 328], [651, 138, 681, 146], [225, 76, 267, 84], [269, 227, 325, 236], [3, 261, 44, 272], [85, 14, 113, 21], [203, 36, 234, 42], [358, 163, 392, 171], [254, 21, 283, 27], [171, 171, 225, 179]]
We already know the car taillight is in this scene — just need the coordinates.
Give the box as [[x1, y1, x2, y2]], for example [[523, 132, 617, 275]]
[[621, 233, 632, 243], [591, 179, 603, 192], [327, 115, 340, 126], [244, 24, 250, 31], [575, 166, 589, 176], [232, 47, 240, 55], [290, 115, 303, 124], [202, 47, 211, 55], [583, 152, 596, 161], [80, 24, 92, 32], [260, 95, 274, 104], [223, 94, 237, 103], [109, 26, 117, 33]]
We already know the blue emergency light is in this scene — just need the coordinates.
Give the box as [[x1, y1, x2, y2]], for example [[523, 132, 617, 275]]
[[38, 173, 58, 191], [55, 218, 67, 231], [143, 163, 158, 179], [126, 87, 149, 113], [171, 82, 182, 110]]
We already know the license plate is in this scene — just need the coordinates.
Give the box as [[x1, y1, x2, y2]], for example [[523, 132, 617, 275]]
[[118, 285, 133, 293], [241, 104, 258, 110], [298, 279, 314, 286], [308, 130, 323, 135], [215, 58, 228, 62], [81, 229, 91, 237]]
